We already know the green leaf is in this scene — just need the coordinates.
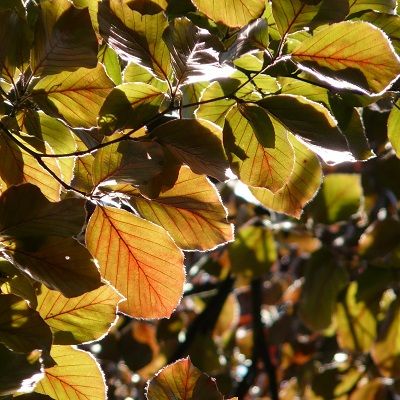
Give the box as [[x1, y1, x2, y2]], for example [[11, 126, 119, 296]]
[[348, 0, 396, 15], [36, 284, 122, 345], [98, 1, 171, 82], [299, 247, 349, 331], [124, 166, 234, 251], [224, 104, 294, 192], [30, 0, 98, 76], [0, 132, 61, 202], [163, 17, 228, 84], [86, 205, 185, 318], [32, 63, 114, 128], [0, 183, 85, 238], [181, 81, 210, 118], [191, 0, 265, 28], [250, 133, 322, 218], [372, 297, 400, 378], [258, 94, 348, 151], [0, 343, 42, 396], [7, 236, 102, 298], [271, 0, 320, 36], [123, 61, 169, 90], [0, 293, 52, 353], [291, 21, 400, 94], [98, 43, 122, 85], [151, 118, 229, 181], [35, 345, 107, 400], [92, 135, 164, 187], [146, 357, 223, 400], [307, 173, 363, 224], [71, 138, 95, 193], [228, 226, 277, 279], [388, 100, 400, 158], [98, 83, 165, 134]]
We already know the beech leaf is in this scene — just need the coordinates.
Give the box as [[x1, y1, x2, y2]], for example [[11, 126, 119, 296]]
[[86, 206, 185, 319]]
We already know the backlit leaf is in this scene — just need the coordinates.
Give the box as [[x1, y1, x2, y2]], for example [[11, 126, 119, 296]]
[[163, 17, 228, 85], [0, 183, 84, 238], [71, 138, 95, 193], [151, 118, 229, 181], [250, 133, 323, 218], [307, 173, 363, 224], [259, 94, 348, 151], [348, 0, 396, 15], [7, 236, 102, 298], [98, 83, 165, 134], [191, 0, 265, 28], [35, 345, 107, 400], [32, 63, 114, 128], [30, 0, 98, 76], [224, 104, 294, 192], [98, 0, 171, 82], [36, 284, 122, 345], [0, 293, 52, 352], [388, 100, 400, 158], [299, 247, 349, 331], [146, 357, 223, 400], [98, 43, 122, 85], [123, 62, 169, 91], [350, 379, 390, 400], [86, 206, 185, 318], [126, 166, 233, 250], [0, 132, 61, 201], [92, 135, 164, 187], [291, 21, 400, 94]]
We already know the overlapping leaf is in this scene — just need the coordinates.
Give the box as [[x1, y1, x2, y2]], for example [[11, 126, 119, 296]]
[[191, 0, 266, 28], [123, 62, 169, 90], [250, 133, 322, 218], [348, 0, 396, 15], [151, 118, 229, 181], [98, 83, 165, 134], [37, 284, 122, 345], [30, 0, 98, 76], [146, 357, 223, 400], [32, 63, 114, 128], [86, 206, 185, 318], [35, 345, 107, 400], [126, 166, 234, 250], [388, 100, 400, 158], [224, 104, 294, 192], [0, 293, 52, 353], [259, 94, 348, 151], [291, 21, 400, 94], [98, 0, 171, 82]]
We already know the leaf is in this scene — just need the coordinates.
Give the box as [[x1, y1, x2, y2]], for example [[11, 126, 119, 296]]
[[307, 173, 363, 224], [30, 0, 98, 76], [125, 166, 233, 251], [258, 94, 348, 151], [150, 118, 229, 181], [163, 17, 228, 84], [228, 226, 277, 279], [348, 0, 396, 15], [299, 247, 349, 331], [86, 206, 185, 318], [291, 21, 400, 94], [17, 110, 77, 184], [98, 83, 165, 134], [250, 133, 323, 218], [223, 104, 294, 192], [0, 131, 61, 201], [98, 0, 171, 82], [92, 135, 164, 187], [0, 183, 85, 238], [71, 138, 95, 193], [98, 43, 122, 85], [181, 81, 210, 118], [388, 100, 400, 158], [0, 293, 52, 353], [271, 0, 320, 36], [123, 61, 169, 90], [191, 0, 266, 28], [36, 284, 122, 345], [146, 357, 223, 400], [0, 343, 43, 396], [350, 379, 390, 400], [371, 298, 400, 377], [35, 345, 107, 400], [31, 63, 115, 128]]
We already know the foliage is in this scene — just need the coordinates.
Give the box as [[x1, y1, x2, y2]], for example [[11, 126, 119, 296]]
[[1, 0, 400, 399]]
